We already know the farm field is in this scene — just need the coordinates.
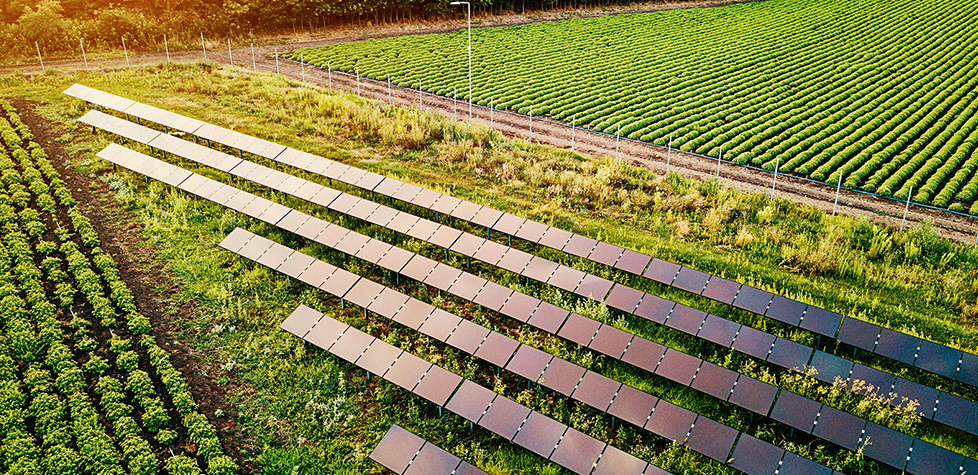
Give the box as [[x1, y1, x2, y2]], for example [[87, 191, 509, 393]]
[[4, 63, 978, 474], [289, 0, 978, 215]]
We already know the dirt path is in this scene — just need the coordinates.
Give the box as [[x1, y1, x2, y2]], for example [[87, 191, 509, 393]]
[[7, 0, 977, 243]]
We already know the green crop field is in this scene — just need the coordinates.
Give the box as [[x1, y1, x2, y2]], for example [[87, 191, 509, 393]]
[[289, 0, 978, 214]]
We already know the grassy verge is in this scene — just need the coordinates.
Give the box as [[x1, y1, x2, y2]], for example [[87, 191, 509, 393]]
[[2, 62, 977, 474]]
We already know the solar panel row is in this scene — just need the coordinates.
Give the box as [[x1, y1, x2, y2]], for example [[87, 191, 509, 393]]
[[370, 424, 488, 475], [85, 110, 978, 444], [279, 304, 671, 475], [66, 83, 975, 392], [97, 142, 977, 475]]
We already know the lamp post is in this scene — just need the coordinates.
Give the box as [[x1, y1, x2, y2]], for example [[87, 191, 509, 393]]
[[450, 1, 472, 124]]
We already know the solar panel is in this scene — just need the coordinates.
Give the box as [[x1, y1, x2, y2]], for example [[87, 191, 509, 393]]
[[470, 206, 504, 228], [848, 363, 895, 396], [664, 305, 707, 335], [546, 266, 587, 293], [492, 213, 527, 235], [471, 281, 513, 312], [562, 234, 598, 257], [769, 390, 820, 432], [479, 395, 530, 440], [672, 267, 710, 293], [905, 439, 963, 475], [447, 272, 487, 301], [870, 328, 919, 366], [812, 405, 866, 451], [472, 332, 520, 367], [807, 350, 854, 385], [958, 352, 978, 387], [556, 312, 602, 346], [495, 248, 534, 273], [890, 378, 938, 416], [355, 239, 393, 266], [356, 340, 403, 377], [391, 182, 423, 203], [413, 365, 463, 406], [690, 361, 738, 400], [914, 339, 962, 379], [572, 371, 621, 412], [402, 440, 461, 475], [472, 239, 509, 266], [428, 226, 464, 249], [732, 286, 773, 314], [685, 417, 738, 462], [728, 433, 784, 475], [633, 294, 675, 324], [347, 199, 379, 221], [608, 385, 658, 428], [448, 232, 484, 256], [309, 187, 342, 209], [653, 349, 701, 386], [319, 269, 360, 298], [539, 358, 587, 396], [343, 278, 384, 308], [406, 217, 440, 241], [301, 310, 348, 352], [366, 289, 410, 319], [399, 255, 439, 281], [645, 400, 696, 443], [513, 411, 566, 458], [538, 226, 574, 250], [778, 450, 832, 475], [385, 353, 432, 391], [423, 263, 463, 291], [605, 285, 645, 313], [836, 317, 881, 352], [588, 242, 624, 267], [731, 325, 776, 360], [410, 188, 442, 209], [588, 324, 633, 359], [620, 338, 666, 374], [417, 308, 463, 342], [549, 427, 606, 475], [766, 337, 813, 372], [445, 319, 490, 354], [330, 330, 376, 363], [505, 344, 553, 381], [255, 244, 293, 270], [527, 302, 570, 334], [700, 276, 741, 304], [391, 299, 435, 330], [297, 260, 336, 288], [498, 292, 540, 322], [279, 305, 324, 338], [766, 295, 807, 326], [354, 172, 386, 193], [445, 380, 496, 423], [696, 314, 740, 347], [591, 445, 649, 475], [860, 421, 911, 470], [614, 249, 652, 275], [449, 200, 482, 222], [455, 461, 489, 475], [513, 219, 548, 243], [276, 252, 316, 278], [642, 259, 681, 284], [365, 205, 399, 227], [369, 425, 425, 474], [727, 376, 777, 415], [523, 257, 560, 282]]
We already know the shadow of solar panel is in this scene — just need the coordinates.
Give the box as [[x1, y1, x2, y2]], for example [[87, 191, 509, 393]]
[[399, 255, 438, 281], [732, 286, 772, 314], [807, 351, 854, 385], [778, 451, 832, 475], [492, 213, 526, 235], [557, 312, 601, 347], [654, 349, 701, 386], [672, 267, 710, 293], [634, 294, 675, 324], [848, 363, 894, 397], [614, 249, 652, 276], [732, 326, 775, 360], [573, 371, 621, 412], [480, 396, 530, 440], [422, 263, 463, 291], [498, 292, 539, 322], [523, 257, 560, 282], [700, 277, 740, 304], [621, 337, 666, 373], [836, 318, 881, 352], [766, 295, 807, 326], [605, 285, 645, 313], [279, 305, 323, 338], [413, 365, 463, 406], [472, 281, 513, 312], [589, 325, 633, 359], [513, 411, 565, 458], [471, 206, 503, 228], [356, 341, 403, 377], [729, 433, 784, 475], [860, 421, 911, 470], [574, 274, 614, 300], [506, 344, 552, 381], [472, 240, 508, 266], [367, 289, 409, 318], [547, 266, 586, 293], [873, 328, 920, 366], [891, 378, 938, 416], [445, 320, 490, 354], [496, 248, 534, 273], [369, 425, 425, 474], [904, 439, 963, 475], [686, 417, 738, 462], [550, 427, 606, 475], [385, 353, 431, 391], [588, 242, 624, 267], [770, 390, 820, 432], [690, 362, 737, 400], [377, 246, 415, 274], [417, 309, 462, 342], [331, 330, 375, 363], [562, 234, 598, 257], [766, 337, 813, 371], [540, 358, 587, 396], [473, 332, 520, 367], [645, 400, 696, 443], [343, 278, 384, 308], [641, 259, 680, 284], [812, 405, 866, 451], [446, 380, 496, 423], [429, 225, 464, 249], [447, 273, 486, 301], [528, 302, 570, 334], [608, 385, 657, 427], [665, 306, 707, 335], [915, 339, 962, 380], [727, 376, 777, 416], [538, 227, 573, 250], [958, 352, 978, 387], [592, 445, 648, 475], [696, 314, 739, 347], [514, 219, 548, 243]]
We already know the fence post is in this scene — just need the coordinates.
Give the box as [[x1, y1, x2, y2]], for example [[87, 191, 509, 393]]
[[122, 37, 130, 68], [901, 186, 913, 232], [251, 43, 256, 71], [833, 173, 843, 216], [80, 39, 88, 70], [227, 38, 233, 69], [164, 35, 170, 65], [35, 42, 45, 74], [201, 33, 207, 61]]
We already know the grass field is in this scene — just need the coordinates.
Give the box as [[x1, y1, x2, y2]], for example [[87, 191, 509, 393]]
[[289, 0, 978, 215], [3, 63, 978, 474]]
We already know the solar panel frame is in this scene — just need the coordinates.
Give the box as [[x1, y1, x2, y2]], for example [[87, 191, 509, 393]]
[[608, 384, 658, 428], [549, 427, 606, 475], [539, 357, 587, 396]]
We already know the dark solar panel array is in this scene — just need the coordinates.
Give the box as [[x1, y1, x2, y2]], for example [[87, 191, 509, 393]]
[[87, 116, 978, 444], [279, 304, 667, 475], [99, 143, 976, 474], [67, 83, 974, 393], [369, 424, 489, 475]]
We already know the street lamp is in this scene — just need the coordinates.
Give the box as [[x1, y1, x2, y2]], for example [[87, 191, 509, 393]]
[[451, 1, 472, 124]]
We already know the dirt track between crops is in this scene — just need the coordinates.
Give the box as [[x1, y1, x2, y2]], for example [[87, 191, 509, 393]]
[[5, 0, 977, 243]]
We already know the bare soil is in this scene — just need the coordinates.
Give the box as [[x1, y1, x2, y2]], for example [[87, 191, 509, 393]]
[[12, 99, 255, 470]]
